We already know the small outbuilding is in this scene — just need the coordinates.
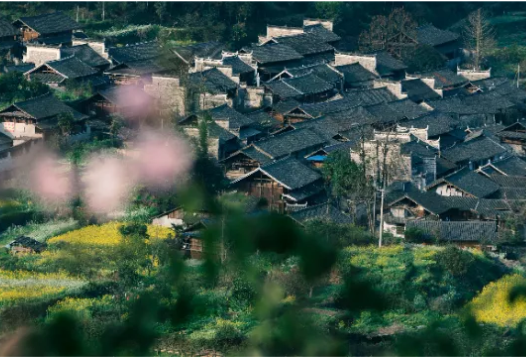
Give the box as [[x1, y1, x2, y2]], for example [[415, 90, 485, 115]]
[[5, 236, 47, 254]]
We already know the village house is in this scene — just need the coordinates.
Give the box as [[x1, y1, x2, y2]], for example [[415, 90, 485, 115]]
[[0, 93, 87, 139], [3, 63, 35, 74], [334, 51, 408, 81], [231, 156, 325, 212], [477, 155, 526, 178], [415, 24, 461, 64], [494, 121, 526, 156], [0, 17, 19, 57], [426, 167, 501, 198], [172, 41, 226, 68], [13, 11, 81, 45], [80, 85, 155, 122], [23, 42, 110, 69], [5, 236, 47, 254], [178, 111, 239, 161], [24, 56, 104, 89], [187, 67, 239, 111], [105, 41, 181, 86]]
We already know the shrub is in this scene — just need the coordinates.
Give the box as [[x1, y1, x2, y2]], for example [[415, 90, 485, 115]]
[[404, 227, 428, 243], [435, 246, 474, 276]]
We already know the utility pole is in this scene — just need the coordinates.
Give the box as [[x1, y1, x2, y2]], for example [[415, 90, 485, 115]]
[[102, 2, 105, 21], [378, 184, 385, 248], [76, 6, 80, 22]]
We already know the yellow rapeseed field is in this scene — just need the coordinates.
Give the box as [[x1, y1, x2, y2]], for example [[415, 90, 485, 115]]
[[469, 274, 526, 327], [0, 270, 85, 307], [48, 222, 174, 246]]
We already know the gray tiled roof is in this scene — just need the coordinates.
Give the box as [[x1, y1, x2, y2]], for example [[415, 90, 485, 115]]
[[274, 32, 334, 56], [260, 156, 321, 190], [17, 12, 81, 35], [387, 183, 450, 215], [402, 79, 441, 102], [39, 56, 98, 79], [441, 137, 507, 164], [245, 109, 280, 131], [253, 127, 326, 159], [172, 41, 225, 64], [222, 55, 254, 75], [419, 69, 468, 89], [401, 111, 455, 137], [0, 17, 17, 38], [3, 93, 86, 121], [430, 167, 500, 198], [61, 44, 109, 68], [366, 98, 429, 123], [289, 203, 353, 224], [189, 67, 237, 95], [303, 24, 341, 42], [343, 87, 398, 107], [244, 43, 303, 65], [406, 220, 497, 242], [287, 63, 341, 84], [241, 145, 274, 165], [416, 24, 459, 47], [272, 98, 301, 114], [375, 51, 407, 76], [426, 96, 479, 115], [207, 121, 236, 141], [283, 72, 334, 95], [208, 104, 254, 130], [108, 42, 162, 63], [335, 63, 377, 85], [265, 80, 302, 99], [491, 156, 526, 177], [4, 63, 35, 73]]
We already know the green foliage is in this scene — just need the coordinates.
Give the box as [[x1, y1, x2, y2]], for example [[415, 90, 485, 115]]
[[57, 112, 75, 135], [435, 246, 475, 276], [0, 72, 49, 108], [405, 227, 428, 243], [304, 219, 374, 248]]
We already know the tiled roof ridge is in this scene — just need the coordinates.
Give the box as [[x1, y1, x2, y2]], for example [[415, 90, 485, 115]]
[[281, 79, 304, 95]]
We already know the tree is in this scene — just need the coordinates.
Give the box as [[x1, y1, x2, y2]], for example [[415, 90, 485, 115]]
[[109, 114, 124, 146], [313, 2, 341, 21], [322, 150, 374, 223], [359, 7, 418, 57], [116, 223, 152, 287], [463, 8, 496, 70], [154, 2, 167, 24], [57, 112, 74, 135], [435, 246, 475, 276]]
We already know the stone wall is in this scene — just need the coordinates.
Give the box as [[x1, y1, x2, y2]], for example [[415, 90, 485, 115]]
[[303, 19, 333, 31], [266, 26, 304, 38], [457, 68, 491, 81], [373, 79, 407, 99], [23, 46, 60, 66], [143, 76, 186, 116], [334, 54, 377, 74], [72, 39, 108, 59]]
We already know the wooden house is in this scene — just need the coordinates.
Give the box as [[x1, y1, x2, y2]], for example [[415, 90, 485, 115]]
[[24, 56, 102, 88], [5, 236, 47, 254], [80, 85, 155, 122], [495, 121, 526, 156], [0, 17, 19, 54], [13, 12, 81, 45], [105, 42, 181, 86], [426, 167, 500, 199], [0, 93, 87, 139], [231, 156, 325, 212]]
